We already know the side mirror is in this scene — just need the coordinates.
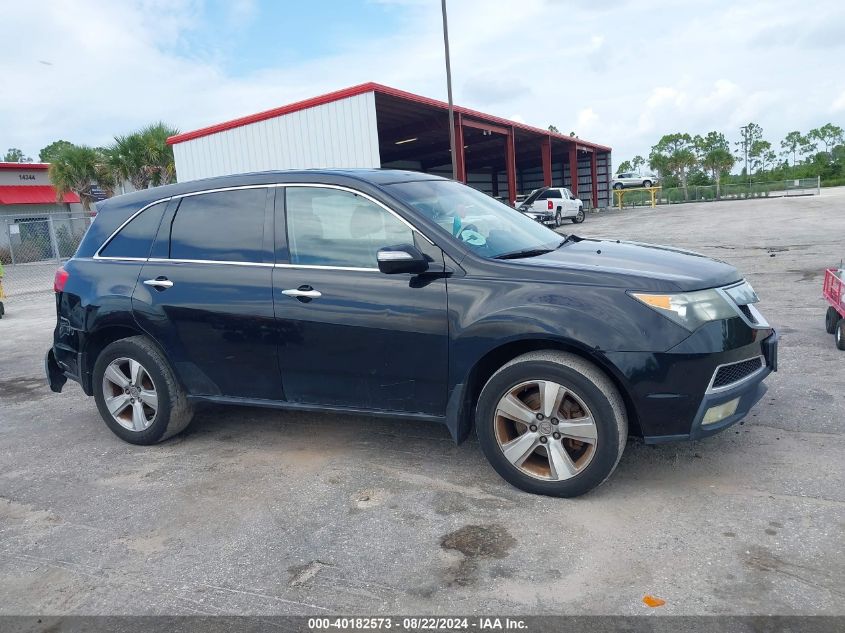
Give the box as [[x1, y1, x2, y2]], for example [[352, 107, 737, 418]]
[[377, 244, 429, 275]]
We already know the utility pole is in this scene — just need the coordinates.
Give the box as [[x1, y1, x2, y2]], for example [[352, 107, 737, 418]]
[[740, 125, 750, 187], [441, 0, 457, 181]]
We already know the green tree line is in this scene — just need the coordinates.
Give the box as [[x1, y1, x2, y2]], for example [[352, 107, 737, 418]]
[[3, 123, 178, 212], [615, 122, 845, 200]]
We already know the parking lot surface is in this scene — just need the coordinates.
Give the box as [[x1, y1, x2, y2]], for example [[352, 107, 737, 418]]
[[1, 190, 843, 615]]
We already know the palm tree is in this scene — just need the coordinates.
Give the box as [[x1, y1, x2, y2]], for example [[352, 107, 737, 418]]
[[107, 122, 179, 191], [141, 122, 179, 186], [107, 132, 149, 191], [48, 145, 114, 212]]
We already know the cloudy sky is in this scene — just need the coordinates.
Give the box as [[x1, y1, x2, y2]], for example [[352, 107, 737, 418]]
[[2, 0, 843, 165]]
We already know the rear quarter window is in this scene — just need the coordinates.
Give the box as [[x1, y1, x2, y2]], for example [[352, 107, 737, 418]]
[[98, 201, 168, 259]]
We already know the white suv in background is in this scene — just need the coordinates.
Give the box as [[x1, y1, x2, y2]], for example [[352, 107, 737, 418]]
[[516, 187, 585, 226], [612, 172, 658, 189]]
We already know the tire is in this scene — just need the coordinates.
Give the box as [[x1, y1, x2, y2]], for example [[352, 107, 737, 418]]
[[571, 207, 585, 224], [555, 212, 562, 227], [642, 180, 652, 188], [0, 301, 4, 319], [93, 335, 194, 445], [825, 306, 840, 334], [836, 319, 845, 351], [475, 351, 628, 498], [613, 183, 623, 190]]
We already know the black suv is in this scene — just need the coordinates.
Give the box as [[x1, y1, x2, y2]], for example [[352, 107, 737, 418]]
[[46, 170, 778, 497]]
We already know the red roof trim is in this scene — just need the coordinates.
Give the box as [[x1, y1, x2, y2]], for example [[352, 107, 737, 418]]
[[0, 162, 50, 170], [166, 83, 381, 145], [166, 82, 611, 152], [0, 185, 80, 205]]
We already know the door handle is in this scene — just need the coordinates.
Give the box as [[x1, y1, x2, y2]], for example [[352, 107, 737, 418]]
[[143, 277, 174, 290], [282, 286, 322, 299]]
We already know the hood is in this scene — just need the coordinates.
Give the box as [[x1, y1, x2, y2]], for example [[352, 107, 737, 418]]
[[516, 238, 741, 291]]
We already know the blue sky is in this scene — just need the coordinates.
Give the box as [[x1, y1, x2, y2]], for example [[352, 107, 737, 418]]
[[2, 0, 844, 165], [175, 1, 408, 74]]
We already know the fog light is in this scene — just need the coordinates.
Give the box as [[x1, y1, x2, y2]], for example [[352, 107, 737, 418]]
[[702, 398, 740, 426]]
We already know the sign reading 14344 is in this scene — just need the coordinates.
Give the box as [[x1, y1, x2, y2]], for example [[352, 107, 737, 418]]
[[19, 174, 36, 180]]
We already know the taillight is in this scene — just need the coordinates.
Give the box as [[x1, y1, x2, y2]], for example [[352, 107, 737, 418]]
[[547, 200, 554, 210], [54, 266, 69, 293]]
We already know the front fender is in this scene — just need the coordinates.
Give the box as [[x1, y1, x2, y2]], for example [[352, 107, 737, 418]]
[[447, 278, 689, 386]]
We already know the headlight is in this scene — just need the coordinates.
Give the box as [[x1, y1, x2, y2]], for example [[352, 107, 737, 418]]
[[629, 288, 736, 331]]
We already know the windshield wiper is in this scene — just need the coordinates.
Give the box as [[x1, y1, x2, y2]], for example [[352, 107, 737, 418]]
[[558, 234, 580, 247], [494, 247, 555, 260]]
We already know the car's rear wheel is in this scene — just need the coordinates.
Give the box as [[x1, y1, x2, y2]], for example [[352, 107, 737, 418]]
[[93, 336, 194, 444], [836, 319, 845, 351], [476, 351, 627, 497], [825, 306, 840, 334], [555, 211, 562, 227], [572, 207, 585, 223], [643, 180, 652, 188]]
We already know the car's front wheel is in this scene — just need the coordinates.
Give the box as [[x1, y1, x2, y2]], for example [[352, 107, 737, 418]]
[[643, 180, 652, 188], [572, 207, 585, 223], [613, 183, 623, 190], [93, 336, 194, 445], [476, 351, 627, 497]]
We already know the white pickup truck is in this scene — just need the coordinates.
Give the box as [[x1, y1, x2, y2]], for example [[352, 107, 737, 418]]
[[516, 187, 585, 226]]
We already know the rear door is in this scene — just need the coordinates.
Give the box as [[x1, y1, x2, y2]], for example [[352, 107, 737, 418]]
[[563, 188, 579, 214], [272, 185, 449, 415], [132, 186, 283, 401]]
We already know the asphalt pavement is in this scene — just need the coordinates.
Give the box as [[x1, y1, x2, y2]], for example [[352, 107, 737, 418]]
[[1, 189, 843, 615]]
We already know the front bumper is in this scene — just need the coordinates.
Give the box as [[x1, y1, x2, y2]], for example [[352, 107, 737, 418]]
[[604, 322, 778, 442]]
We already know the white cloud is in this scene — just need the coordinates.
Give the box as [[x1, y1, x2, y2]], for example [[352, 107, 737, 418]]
[[576, 108, 600, 135], [832, 90, 845, 113], [1, 0, 844, 168]]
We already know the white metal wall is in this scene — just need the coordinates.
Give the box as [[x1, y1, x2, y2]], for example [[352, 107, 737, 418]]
[[172, 92, 381, 182]]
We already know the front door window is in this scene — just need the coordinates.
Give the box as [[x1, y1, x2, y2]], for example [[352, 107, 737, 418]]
[[286, 187, 413, 269]]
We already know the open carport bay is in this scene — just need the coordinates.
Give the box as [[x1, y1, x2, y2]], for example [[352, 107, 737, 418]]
[[0, 190, 843, 616]]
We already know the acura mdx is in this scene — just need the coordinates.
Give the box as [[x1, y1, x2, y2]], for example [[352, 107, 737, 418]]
[[46, 170, 778, 497]]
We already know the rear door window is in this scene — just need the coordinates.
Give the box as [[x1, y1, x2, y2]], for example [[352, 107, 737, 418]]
[[99, 201, 167, 259], [168, 188, 268, 263]]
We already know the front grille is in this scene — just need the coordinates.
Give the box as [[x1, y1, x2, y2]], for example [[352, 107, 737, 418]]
[[711, 357, 763, 389]]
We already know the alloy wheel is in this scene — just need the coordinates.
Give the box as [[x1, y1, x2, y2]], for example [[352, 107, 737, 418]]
[[101, 357, 158, 431], [494, 380, 597, 481]]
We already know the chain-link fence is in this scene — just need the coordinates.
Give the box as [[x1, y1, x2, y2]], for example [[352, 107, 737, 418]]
[[0, 213, 93, 297], [615, 177, 821, 208]]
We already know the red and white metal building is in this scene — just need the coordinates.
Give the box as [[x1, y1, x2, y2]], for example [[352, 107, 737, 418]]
[[167, 82, 613, 208]]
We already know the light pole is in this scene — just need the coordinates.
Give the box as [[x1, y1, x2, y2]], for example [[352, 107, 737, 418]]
[[740, 124, 750, 187], [441, 0, 457, 181]]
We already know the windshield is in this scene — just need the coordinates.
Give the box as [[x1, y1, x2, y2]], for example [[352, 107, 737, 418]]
[[386, 180, 563, 259]]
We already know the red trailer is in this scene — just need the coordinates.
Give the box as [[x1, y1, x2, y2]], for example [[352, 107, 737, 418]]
[[823, 268, 845, 350]]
